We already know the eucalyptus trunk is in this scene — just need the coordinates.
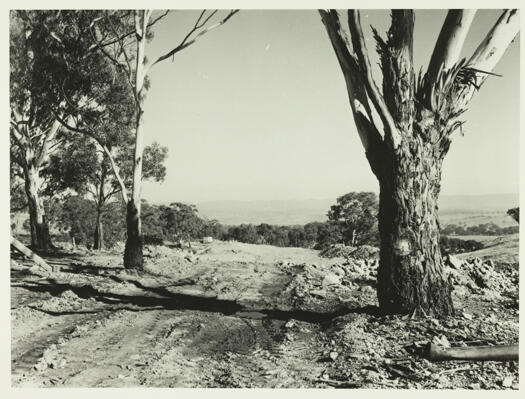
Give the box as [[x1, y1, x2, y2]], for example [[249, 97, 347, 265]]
[[319, 9, 519, 316], [123, 16, 147, 270], [375, 133, 453, 315], [23, 164, 52, 251], [123, 107, 145, 269], [123, 199, 143, 268], [93, 210, 104, 250]]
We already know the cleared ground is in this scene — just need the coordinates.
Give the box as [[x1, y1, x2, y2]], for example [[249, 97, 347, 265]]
[[11, 238, 519, 388]]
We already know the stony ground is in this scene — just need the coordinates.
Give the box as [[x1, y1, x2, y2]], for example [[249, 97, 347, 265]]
[[10, 238, 519, 388]]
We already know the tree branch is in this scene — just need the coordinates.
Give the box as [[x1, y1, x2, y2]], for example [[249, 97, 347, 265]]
[[144, 10, 239, 74], [103, 186, 121, 202], [467, 9, 519, 82], [348, 10, 400, 148], [375, 10, 415, 130], [88, 10, 167, 52], [11, 236, 52, 272], [447, 9, 520, 114], [427, 10, 477, 84], [319, 10, 382, 152], [89, 22, 135, 92], [10, 124, 26, 150]]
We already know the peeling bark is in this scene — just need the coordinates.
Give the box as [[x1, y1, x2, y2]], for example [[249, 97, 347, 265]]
[[319, 8, 518, 316], [376, 132, 453, 316]]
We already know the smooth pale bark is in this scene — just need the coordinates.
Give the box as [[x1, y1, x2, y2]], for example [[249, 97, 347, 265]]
[[426, 11, 477, 84], [318, 10, 381, 152], [468, 9, 520, 74], [12, 120, 61, 252], [348, 10, 400, 148], [23, 163, 52, 251], [123, 11, 147, 269]]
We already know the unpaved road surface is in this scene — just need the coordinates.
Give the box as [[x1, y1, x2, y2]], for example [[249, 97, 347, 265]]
[[11, 240, 519, 388]]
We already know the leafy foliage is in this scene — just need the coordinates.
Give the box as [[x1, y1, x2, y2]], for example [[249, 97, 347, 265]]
[[439, 236, 484, 255], [46, 196, 125, 248], [327, 192, 379, 246], [441, 223, 518, 236]]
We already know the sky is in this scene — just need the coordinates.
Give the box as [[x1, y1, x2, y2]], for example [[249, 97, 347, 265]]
[[138, 9, 520, 204]]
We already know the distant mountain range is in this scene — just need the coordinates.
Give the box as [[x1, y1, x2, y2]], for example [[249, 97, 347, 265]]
[[196, 193, 519, 225]]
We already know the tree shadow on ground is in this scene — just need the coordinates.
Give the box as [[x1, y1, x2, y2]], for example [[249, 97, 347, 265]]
[[14, 274, 379, 323]]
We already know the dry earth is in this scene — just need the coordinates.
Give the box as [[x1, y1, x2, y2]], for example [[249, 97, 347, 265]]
[[10, 238, 519, 388]]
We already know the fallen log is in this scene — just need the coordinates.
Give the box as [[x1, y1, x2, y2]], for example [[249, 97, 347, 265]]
[[10, 236, 52, 272], [428, 343, 518, 361]]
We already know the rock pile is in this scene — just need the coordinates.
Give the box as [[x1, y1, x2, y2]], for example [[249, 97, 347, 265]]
[[33, 290, 90, 313], [446, 255, 515, 298], [143, 245, 193, 274]]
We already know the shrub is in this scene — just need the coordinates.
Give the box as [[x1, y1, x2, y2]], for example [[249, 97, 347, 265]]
[[440, 236, 484, 255]]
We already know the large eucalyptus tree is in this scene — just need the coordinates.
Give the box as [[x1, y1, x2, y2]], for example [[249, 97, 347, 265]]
[[320, 9, 519, 316]]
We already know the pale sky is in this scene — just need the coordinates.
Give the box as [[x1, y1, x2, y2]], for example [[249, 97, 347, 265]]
[[139, 10, 520, 203]]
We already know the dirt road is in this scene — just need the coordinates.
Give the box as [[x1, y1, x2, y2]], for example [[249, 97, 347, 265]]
[[11, 240, 519, 388]]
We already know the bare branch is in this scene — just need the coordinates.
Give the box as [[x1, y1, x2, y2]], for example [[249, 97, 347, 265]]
[[427, 10, 477, 82], [148, 10, 170, 28], [467, 9, 519, 82], [89, 23, 135, 91], [144, 10, 239, 74], [89, 10, 167, 52], [134, 11, 143, 38], [11, 236, 52, 272], [445, 9, 520, 114], [319, 10, 381, 152], [374, 10, 416, 131], [348, 10, 400, 148]]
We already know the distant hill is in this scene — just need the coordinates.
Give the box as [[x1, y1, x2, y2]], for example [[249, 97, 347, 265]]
[[196, 199, 333, 225], [438, 193, 518, 213], [196, 194, 519, 226]]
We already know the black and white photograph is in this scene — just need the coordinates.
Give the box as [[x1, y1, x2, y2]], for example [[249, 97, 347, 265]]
[[6, 2, 521, 390]]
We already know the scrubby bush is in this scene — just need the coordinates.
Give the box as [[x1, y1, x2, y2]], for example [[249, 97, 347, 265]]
[[441, 223, 518, 236], [439, 236, 484, 255], [143, 234, 164, 245]]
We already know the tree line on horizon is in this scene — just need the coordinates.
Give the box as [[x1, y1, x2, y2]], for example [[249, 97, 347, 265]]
[[12, 191, 517, 256]]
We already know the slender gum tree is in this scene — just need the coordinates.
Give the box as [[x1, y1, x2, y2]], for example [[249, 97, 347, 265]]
[[89, 10, 239, 269]]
